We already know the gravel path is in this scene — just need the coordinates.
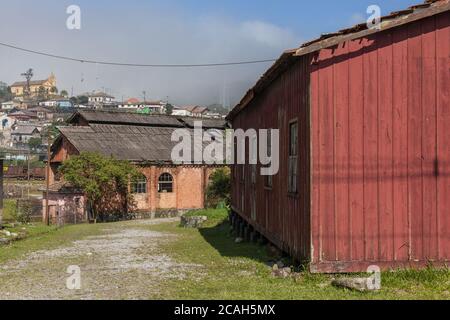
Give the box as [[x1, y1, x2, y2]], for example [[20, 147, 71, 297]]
[[0, 218, 199, 300]]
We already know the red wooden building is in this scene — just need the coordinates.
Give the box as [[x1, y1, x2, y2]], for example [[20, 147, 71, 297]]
[[227, 0, 449, 273]]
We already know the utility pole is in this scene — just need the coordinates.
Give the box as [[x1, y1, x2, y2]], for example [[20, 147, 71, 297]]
[[45, 134, 51, 226], [21, 69, 33, 97], [142, 91, 147, 103]]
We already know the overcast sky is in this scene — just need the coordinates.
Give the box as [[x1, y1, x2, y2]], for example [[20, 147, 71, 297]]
[[0, 0, 416, 108]]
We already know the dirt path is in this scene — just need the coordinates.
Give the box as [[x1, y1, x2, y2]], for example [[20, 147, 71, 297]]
[[0, 218, 199, 300]]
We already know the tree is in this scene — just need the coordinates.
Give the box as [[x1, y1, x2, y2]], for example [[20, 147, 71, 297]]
[[77, 95, 89, 105], [60, 90, 68, 97], [37, 86, 47, 100], [165, 103, 174, 115], [28, 137, 42, 150], [205, 167, 231, 208], [50, 86, 58, 95], [60, 152, 141, 222], [69, 96, 78, 105], [0, 85, 12, 102]]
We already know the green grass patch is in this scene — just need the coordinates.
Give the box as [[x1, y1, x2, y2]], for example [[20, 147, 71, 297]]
[[144, 210, 450, 300], [183, 208, 228, 227], [2, 199, 17, 222], [0, 222, 106, 264]]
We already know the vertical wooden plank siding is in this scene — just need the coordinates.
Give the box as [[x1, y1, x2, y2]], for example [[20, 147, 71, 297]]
[[231, 58, 312, 262], [392, 26, 410, 262], [436, 12, 450, 260], [378, 31, 394, 262], [317, 48, 336, 262], [311, 59, 321, 263], [231, 11, 449, 273], [407, 21, 424, 261], [421, 17, 438, 260], [334, 42, 351, 262], [362, 36, 380, 262], [348, 39, 365, 262], [310, 14, 449, 272]]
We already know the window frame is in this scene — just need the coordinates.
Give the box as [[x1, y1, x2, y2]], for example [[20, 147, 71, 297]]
[[265, 129, 273, 189], [288, 119, 298, 195], [131, 175, 147, 194], [158, 173, 174, 193]]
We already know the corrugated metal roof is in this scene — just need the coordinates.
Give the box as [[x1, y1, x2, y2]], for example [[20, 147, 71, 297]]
[[227, 0, 450, 121]]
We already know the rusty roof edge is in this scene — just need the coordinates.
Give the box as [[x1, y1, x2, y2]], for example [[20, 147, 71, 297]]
[[294, 0, 450, 57], [226, 0, 449, 121], [226, 49, 296, 121]]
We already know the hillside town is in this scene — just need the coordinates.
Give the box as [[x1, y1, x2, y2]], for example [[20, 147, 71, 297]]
[[0, 71, 227, 152]]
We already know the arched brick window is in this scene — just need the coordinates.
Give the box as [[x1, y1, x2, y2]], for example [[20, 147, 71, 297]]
[[158, 173, 173, 193]]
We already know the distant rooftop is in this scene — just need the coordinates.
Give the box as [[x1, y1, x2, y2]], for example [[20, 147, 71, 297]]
[[85, 91, 115, 99]]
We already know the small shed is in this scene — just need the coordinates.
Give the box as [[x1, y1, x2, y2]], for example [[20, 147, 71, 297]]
[[227, 0, 450, 273]]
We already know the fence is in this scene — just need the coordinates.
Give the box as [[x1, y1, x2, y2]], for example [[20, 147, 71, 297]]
[[47, 201, 87, 227]]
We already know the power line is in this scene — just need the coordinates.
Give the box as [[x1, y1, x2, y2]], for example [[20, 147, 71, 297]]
[[0, 42, 277, 68]]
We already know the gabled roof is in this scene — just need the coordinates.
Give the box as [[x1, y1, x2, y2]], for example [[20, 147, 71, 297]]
[[57, 124, 223, 164], [8, 110, 38, 118], [12, 125, 40, 135], [120, 99, 163, 106], [85, 91, 115, 99], [178, 117, 227, 130], [125, 98, 140, 104], [227, 0, 450, 121], [67, 110, 228, 129], [28, 106, 53, 113], [68, 110, 185, 128], [183, 106, 209, 113]]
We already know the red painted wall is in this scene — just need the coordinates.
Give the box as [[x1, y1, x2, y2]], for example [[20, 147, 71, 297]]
[[231, 57, 312, 262], [310, 12, 450, 272], [231, 11, 449, 272]]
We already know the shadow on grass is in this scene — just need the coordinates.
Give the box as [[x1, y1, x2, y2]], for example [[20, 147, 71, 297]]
[[198, 220, 270, 264]]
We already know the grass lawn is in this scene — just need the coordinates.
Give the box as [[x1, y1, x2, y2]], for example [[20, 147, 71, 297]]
[[1, 208, 448, 300], [0, 222, 105, 264], [2, 199, 17, 222], [144, 209, 450, 300]]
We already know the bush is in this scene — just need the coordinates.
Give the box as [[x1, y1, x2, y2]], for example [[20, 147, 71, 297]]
[[205, 168, 231, 209], [12, 200, 33, 224]]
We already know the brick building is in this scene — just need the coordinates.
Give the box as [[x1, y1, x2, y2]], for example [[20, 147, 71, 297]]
[[45, 110, 227, 224]]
